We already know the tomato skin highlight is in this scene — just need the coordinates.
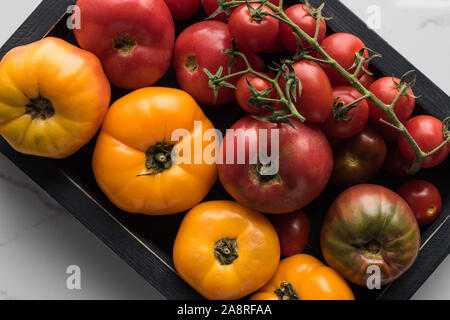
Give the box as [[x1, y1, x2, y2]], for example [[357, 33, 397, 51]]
[[269, 211, 310, 257], [398, 180, 442, 227], [250, 254, 355, 300], [74, 0, 174, 89], [218, 116, 333, 214], [279, 4, 326, 53], [280, 60, 334, 123], [368, 77, 415, 141], [331, 126, 387, 187], [164, 0, 200, 20], [321, 184, 420, 286], [317, 33, 368, 86], [228, 4, 279, 53], [173, 200, 280, 300], [398, 115, 449, 168], [173, 21, 245, 105], [321, 86, 369, 139]]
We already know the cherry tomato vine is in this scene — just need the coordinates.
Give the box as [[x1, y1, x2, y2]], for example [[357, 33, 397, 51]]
[[204, 0, 450, 174]]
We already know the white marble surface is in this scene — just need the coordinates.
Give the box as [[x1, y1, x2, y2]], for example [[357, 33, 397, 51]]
[[0, 0, 448, 300]]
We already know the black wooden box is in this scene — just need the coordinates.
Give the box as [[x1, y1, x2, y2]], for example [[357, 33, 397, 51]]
[[0, 0, 448, 300]]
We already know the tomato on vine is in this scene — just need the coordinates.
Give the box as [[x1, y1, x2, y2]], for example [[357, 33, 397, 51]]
[[317, 33, 369, 86], [164, 0, 200, 20], [236, 73, 275, 115], [321, 86, 369, 139], [280, 60, 333, 123], [279, 4, 327, 52], [398, 180, 442, 227], [398, 115, 449, 168], [228, 4, 279, 53], [368, 77, 415, 141]]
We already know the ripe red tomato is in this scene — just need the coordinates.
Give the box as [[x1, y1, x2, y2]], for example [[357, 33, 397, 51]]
[[202, 0, 234, 21], [74, 0, 174, 89], [173, 21, 245, 105], [368, 77, 415, 141], [236, 73, 275, 115], [398, 180, 442, 227], [164, 0, 200, 20], [398, 115, 449, 168], [383, 143, 412, 176], [331, 126, 387, 187], [218, 116, 333, 214], [280, 60, 333, 123], [279, 4, 327, 52], [318, 33, 368, 86], [269, 211, 310, 256], [228, 4, 279, 53], [321, 86, 369, 139], [359, 72, 376, 89]]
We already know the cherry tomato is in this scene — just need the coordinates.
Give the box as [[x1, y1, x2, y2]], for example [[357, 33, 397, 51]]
[[359, 72, 376, 89], [269, 211, 310, 257], [398, 115, 449, 168], [321, 86, 369, 139], [228, 4, 279, 53], [280, 60, 333, 123], [164, 0, 200, 20], [317, 33, 368, 86], [383, 143, 412, 176], [279, 4, 326, 53], [368, 77, 415, 141], [236, 73, 275, 115], [398, 180, 442, 227], [331, 126, 387, 187]]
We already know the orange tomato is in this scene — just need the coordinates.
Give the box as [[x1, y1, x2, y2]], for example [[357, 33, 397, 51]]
[[250, 254, 355, 300], [92, 87, 217, 215], [173, 201, 280, 300], [0, 37, 110, 158]]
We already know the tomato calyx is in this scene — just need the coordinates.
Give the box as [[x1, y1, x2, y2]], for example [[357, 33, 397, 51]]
[[138, 142, 174, 176], [112, 33, 137, 55], [214, 238, 239, 265], [358, 239, 382, 259], [274, 281, 300, 300], [26, 96, 55, 120], [248, 161, 281, 186]]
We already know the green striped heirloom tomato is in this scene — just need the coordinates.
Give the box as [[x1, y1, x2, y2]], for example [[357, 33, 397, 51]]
[[321, 184, 420, 286]]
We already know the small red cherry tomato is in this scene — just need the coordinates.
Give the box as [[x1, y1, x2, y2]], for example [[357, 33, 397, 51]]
[[164, 0, 200, 20], [321, 86, 370, 139], [236, 73, 275, 115], [398, 180, 442, 227], [269, 211, 310, 257], [368, 77, 415, 141], [398, 115, 449, 168], [279, 4, 327, 52], [228, 4, 279, 53], [318, 33, 368, 86], [280, 60, 333, 123]]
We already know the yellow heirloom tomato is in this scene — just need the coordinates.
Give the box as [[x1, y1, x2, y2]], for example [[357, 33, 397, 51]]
[[250, 254, 355, 300], [92, 87, 218, 215], [0, 37, 110, 158], [173, 201, 280, 300]]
